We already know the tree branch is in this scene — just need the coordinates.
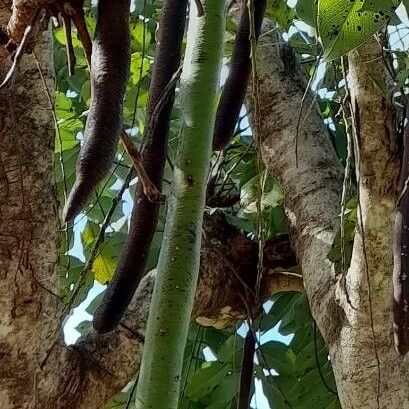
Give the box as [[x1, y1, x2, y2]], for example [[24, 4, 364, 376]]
[[247, 20, 344, 345], [330, 35, 405, 408]]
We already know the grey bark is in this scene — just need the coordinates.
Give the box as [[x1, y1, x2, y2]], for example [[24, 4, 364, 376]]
[[251, 21, 408, 409]]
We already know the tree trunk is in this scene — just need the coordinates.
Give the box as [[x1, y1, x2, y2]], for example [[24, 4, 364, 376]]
[[0, 5, 61, 407], [251, 21, 408, 408]]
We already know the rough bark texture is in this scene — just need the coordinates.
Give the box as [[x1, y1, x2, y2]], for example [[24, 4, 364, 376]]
[[0, 4, 60, 407], [334, 38, 406, 408], [251, 21, 407, 409], [251, 21, 345, 345]]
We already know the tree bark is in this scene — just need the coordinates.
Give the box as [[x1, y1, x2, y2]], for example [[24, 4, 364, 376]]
[[0, 4, 61, 407], [333, 37, 406, 408], [251, 20, 408, 408], [135, 0, 226, 404]]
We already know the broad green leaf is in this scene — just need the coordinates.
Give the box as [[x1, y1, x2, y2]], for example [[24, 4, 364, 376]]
[[318, 0, 396, 60], [75, 320, 92, 335], [92, 233, 126, 284], [261, 374, 293, 409], [85, 292, 105, 315], [130, 52, 151, 85], [185, 362, 231, 400], [217, 334, 244, 366], [296, 0, 318, 27], [259, 341, 296, 375], [266, 0, 296, 30], [131, 21, 152, 51], [260, 292, 299, 331]]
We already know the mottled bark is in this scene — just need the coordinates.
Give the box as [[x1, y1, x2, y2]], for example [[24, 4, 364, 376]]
[[333, 37, 405, 408], [0, 4, 60, 408], [251, 20, 408, 409], [250, 21, 344, 345]]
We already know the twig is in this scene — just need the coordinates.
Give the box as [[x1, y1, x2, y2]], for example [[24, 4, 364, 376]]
[[67, 4, 92, 70], [247, 0, 266, 303], [125, 376, 139, 409], [295, 51, 322, 167], [62, 13, 76, 76], [120, 131, 165, 203], [338, 58, 357, 311], [0, 8, 40, 91], [148, 65, 183, 132], [33, 51, 71, 274]]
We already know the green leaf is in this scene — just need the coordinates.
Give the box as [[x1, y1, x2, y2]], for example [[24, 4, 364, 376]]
[[266, 0, 296, 30], [130, 52, 151, 85], [296, 0, 318, 27], [86, 292, 104, 315], [261, 374, 293, 409], [260, 292, 299, 331], [92, 233, 126, 284], [318, 0, 395, 60], [259, 341, 296, 375], [131, 21, 152, 51], [241, 175, 284, 213], [185, 363, 231, 400], [217, 334, 244, 365], [75, 320, 92, 335]]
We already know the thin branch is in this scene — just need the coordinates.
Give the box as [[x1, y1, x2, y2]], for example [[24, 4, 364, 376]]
[[67, 4, 92, 70], [0, 8, 40, 90], [120, 130, 165, 203], [148, 64, 183, 133], [62, 13, 76, 76]]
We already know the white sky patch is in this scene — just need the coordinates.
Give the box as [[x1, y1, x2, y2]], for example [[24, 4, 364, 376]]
[[64, 281, 106, 345]]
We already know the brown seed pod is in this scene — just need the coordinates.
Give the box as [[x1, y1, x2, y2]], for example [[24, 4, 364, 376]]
[[63, 0, 131, 221], [213, 0, 266, 151]]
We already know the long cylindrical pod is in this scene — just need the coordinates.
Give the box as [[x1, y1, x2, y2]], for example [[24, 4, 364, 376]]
[[135, 2, 225, 407], [393, 106, 409, 355], [63, 0, 131, 221], [237, 329, 256, 409], [92, 0, 188, 333], [212, 0, 266, 151]]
